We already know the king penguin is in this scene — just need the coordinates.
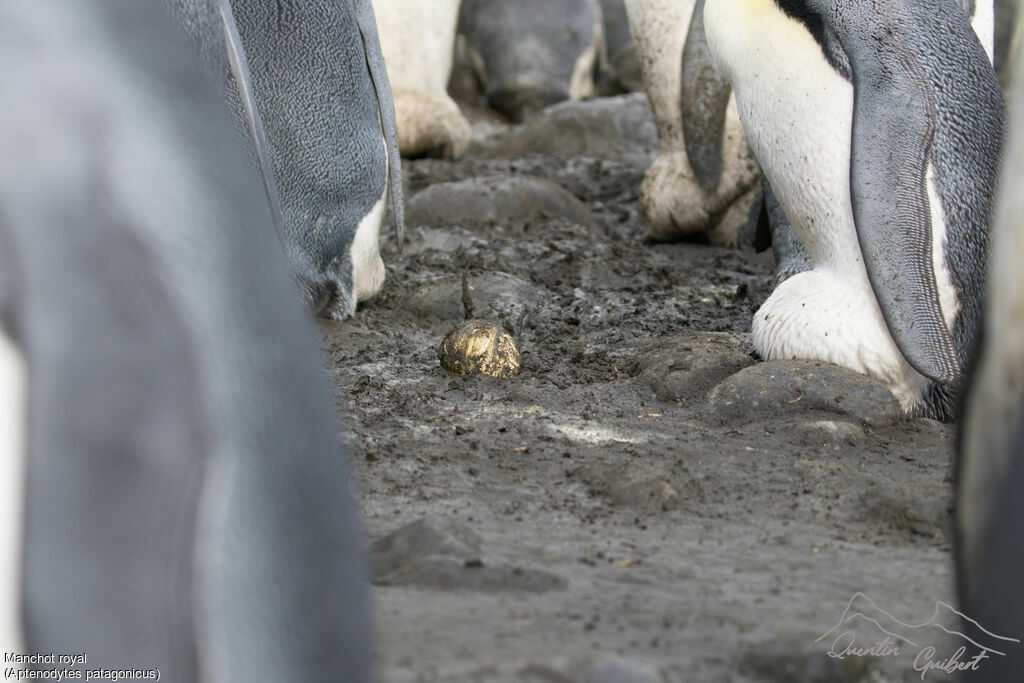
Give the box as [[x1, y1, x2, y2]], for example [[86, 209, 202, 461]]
[[703, 0, 1006, 418], [956, 16, 1024, 677], [0, 2, 372, 676]]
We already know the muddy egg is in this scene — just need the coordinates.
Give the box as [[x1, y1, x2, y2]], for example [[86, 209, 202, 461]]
[[439, 320, 520, 378]]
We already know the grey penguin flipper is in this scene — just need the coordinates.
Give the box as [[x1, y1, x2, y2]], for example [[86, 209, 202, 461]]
[[841, 19, 959, 384], [216, 0, 286, 249], [680, 0, 732, 195], [352, 0, 405, 247]]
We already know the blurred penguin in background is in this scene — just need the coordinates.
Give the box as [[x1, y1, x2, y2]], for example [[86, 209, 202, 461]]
[[957, 10, 1024, 679], [0, 3, 371, 680]]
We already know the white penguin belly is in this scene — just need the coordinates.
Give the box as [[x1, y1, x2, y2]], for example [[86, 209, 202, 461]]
[[351, 183, 387, 307], [350, 134, 388, 309], [971, 0, 994, 64], [0, 329, 25, 656], [704, 0, 935, 411]]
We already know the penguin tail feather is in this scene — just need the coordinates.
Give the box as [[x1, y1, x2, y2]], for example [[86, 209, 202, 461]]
[[915, 381, 961, 423]]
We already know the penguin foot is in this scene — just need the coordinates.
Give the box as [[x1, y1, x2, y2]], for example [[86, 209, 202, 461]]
[[393, 90, 471, 159], [639, 152, 759, 246], [751, 269, 933, 415]]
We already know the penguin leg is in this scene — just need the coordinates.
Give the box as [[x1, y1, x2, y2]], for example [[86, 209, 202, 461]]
[[763, 178, 813, 287]]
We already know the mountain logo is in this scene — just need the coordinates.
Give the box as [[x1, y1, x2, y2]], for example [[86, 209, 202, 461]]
[[815, 593, 1020, 679]]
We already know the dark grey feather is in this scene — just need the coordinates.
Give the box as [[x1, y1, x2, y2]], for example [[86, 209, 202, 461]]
[[216, 0, 286, 250]]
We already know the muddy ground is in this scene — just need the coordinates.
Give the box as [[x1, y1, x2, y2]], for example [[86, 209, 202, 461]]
[[319, 95, 972, 682]]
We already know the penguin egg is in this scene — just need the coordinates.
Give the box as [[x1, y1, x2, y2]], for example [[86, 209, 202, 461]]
[[439, 320, 520, 378]]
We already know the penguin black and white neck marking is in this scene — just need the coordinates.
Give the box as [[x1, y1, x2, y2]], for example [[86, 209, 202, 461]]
[[703, 0, 1005, 418]]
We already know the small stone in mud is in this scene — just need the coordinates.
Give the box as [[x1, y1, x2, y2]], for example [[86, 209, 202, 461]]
[[440, 319, 520, 378], [406, 174, 596, 230], [370, 516, 483, 580], [519, 654, 668, 682], [740, 638, 868, 683], [633, 331, 754, 405], [370, 517, 565, 593], [860, 483, 953, 538]]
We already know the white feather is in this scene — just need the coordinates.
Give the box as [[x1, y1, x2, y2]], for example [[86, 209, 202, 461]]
[[0, 329, 26, 656]]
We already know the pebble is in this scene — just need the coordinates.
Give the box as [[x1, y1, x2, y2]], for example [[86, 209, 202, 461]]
[[633, 331, 754, 405], [519, 654, 668, 683], [469, 94, 658, 172], [406, 174, 596, 230], [370, 517, 566, 592], [407, 271, 541, 322]]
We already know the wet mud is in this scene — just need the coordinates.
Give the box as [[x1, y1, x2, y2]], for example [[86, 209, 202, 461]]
[[320, 95, 962, 682]]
